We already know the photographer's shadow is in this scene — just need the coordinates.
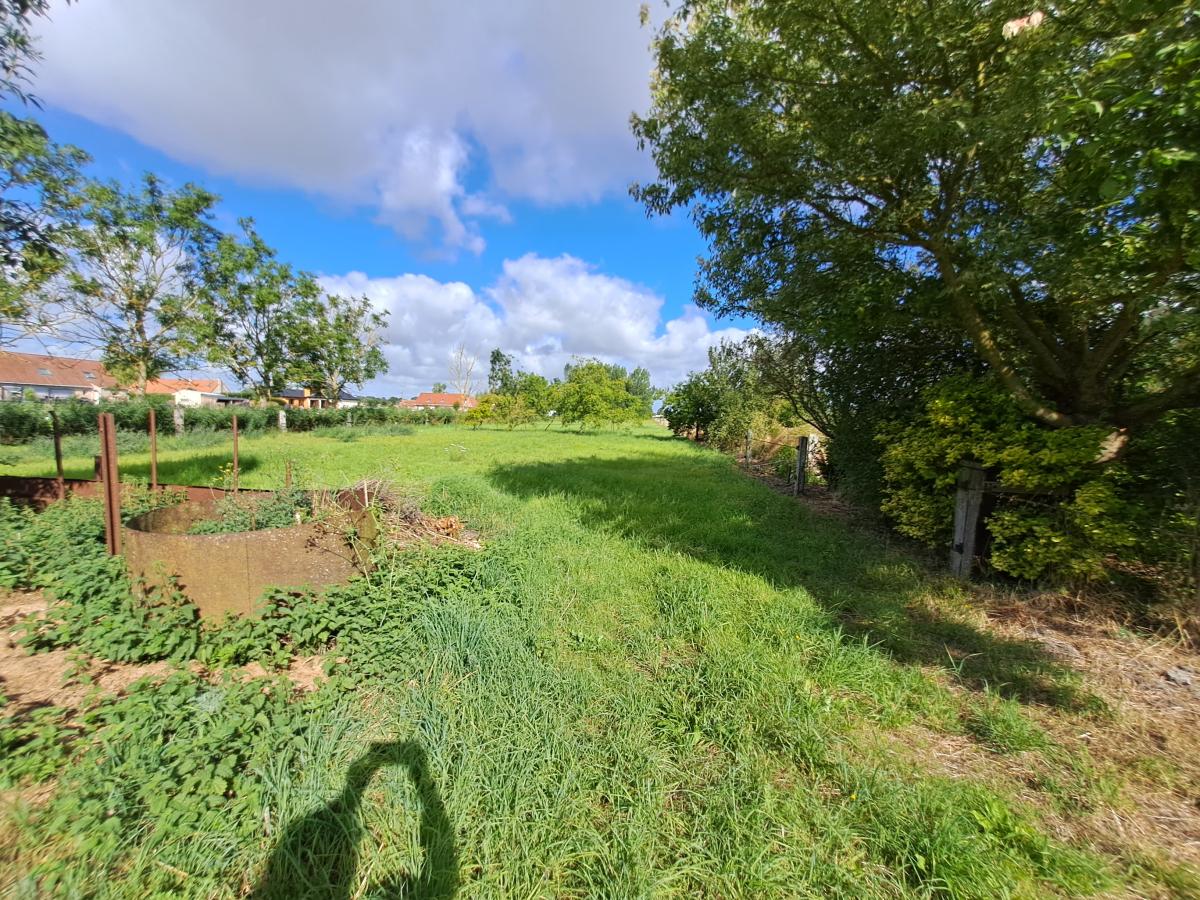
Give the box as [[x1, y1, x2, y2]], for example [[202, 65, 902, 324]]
[[253, 740, 458, 900]]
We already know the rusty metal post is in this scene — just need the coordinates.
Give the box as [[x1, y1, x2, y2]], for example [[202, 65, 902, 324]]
[[793, 434, 809, 497], [148, 407, 158, 492], [50, 409, 65, 501], [949, 463, 986, 579], [232, 414, 239, 491], [98, 412, 121, 555]]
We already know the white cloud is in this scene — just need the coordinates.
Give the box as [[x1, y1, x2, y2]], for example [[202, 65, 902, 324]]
[[319, 254, 749, 397], [33, 0, 660, 252]]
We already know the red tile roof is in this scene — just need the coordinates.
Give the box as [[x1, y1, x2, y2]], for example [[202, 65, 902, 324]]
[[145, 377, 224, 395], [398, 392, 477, 409], [0, 351, 117, 390]]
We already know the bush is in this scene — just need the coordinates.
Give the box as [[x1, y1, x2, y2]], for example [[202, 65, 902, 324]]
[[879, 376, 1136, 582]]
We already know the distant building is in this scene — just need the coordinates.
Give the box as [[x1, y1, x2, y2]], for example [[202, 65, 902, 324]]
[[274, 387, 359, 410], [398, 391, 477, 411], [0, 351, 116, 402], [145, 377, 248, 407]]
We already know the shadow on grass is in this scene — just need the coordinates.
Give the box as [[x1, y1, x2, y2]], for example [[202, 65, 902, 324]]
[[253, 740, 458, 900], [490, 456, 1096, 711]]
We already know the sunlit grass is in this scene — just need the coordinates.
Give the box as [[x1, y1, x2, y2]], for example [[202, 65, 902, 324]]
[[3, 425, 1191, 896]]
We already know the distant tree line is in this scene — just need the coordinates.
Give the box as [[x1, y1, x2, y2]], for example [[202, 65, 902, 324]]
[[464, 349, 659, 429]]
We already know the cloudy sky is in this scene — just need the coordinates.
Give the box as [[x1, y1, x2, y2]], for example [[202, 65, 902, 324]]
[[17, 0, 750, 396]]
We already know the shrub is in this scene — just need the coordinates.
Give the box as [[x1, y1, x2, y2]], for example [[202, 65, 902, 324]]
[[879, 376, 1136, 581]]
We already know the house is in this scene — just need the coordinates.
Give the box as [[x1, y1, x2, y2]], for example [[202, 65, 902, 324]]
[[398, 391, 477, 411], [274, 387, 359, 410], [145, 377, 246, 408], [0, 351, 117, 402]]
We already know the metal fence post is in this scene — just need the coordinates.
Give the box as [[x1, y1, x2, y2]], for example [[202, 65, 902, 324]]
[[50, 409, 65, 501], [949, 463, 986, 579], [148, 407, 158, 492], [98, 412, 121, 555], [794, 434, 809, 497], [232, 414, 240, 491]]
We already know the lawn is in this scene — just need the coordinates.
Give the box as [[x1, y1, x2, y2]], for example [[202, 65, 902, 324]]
[[1, 425, 1196, 897]]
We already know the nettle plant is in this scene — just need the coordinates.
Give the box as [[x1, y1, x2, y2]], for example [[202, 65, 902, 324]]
[[879, 376, 1137, 581]]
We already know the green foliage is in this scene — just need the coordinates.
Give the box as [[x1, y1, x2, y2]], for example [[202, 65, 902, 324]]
[[635, 0, 1200, 432], [881, 377, 1137, 580], [0, 428, 1180, 896], [288, 291, 388, 402], [196, 218, 321, 401], [0, 696, 78, 787], [664, 340, 789, 453], [187, 488, 311, 535], [554, 359, 647, 428], [2, 496, 202, 662], [61, 173, 219, 391]]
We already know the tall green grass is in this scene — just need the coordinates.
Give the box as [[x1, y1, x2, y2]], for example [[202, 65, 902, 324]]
[[2, 426, 1190, 897]]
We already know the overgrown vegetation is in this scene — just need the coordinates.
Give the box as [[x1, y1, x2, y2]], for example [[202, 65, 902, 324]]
[[1, 428, 1196, 896], [638, 1, 1200, 609]]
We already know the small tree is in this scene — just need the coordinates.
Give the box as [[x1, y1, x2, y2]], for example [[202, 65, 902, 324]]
[[198, 219, 319, 402], [289, 292, 389, 402], [431, 381, 448, 393]]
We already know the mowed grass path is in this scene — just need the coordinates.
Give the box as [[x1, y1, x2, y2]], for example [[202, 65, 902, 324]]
[[5, 426, 1190, 896]]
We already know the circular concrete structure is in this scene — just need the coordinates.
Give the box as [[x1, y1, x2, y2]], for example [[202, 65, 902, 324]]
[[123, 499, 360, 620]]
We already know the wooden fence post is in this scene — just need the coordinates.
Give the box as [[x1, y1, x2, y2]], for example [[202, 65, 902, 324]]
[[949, 463, 986, 579], [97, 412, 121, 555], [793, 434, 809, 497], [50, 409, 65, 501], [745, 430, 752, 465], [285, 459, 293, 490], [148, 407, 158, 492], [231, 414, 239, 491]]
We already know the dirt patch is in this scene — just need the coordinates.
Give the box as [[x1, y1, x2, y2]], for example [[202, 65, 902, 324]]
[[1, 591, 173, 716], [879, 594, 1200, 877], [239, 654, 327, 692]]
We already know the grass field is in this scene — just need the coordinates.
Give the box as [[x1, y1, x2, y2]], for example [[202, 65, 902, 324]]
[[2, 425, 1197, 897]]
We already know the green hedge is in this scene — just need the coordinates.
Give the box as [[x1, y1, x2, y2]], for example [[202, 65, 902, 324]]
[[0, 399, 460, 443]]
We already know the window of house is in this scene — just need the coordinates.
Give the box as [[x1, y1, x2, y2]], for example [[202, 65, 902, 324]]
[[37, 367, 52, 376], [84, 372, 96, 380]]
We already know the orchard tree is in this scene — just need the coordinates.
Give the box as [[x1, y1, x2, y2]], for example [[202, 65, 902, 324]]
[[555, 359, 644, 428], [432, 381, 448, 393], [290, 292, 388, 401], [198, 219, 319, 401], [634, 0, 1200, 455], [57, 174, 218, 392]]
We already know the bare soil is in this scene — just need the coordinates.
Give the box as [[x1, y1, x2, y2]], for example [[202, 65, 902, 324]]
[[0, 591, 172, 716]]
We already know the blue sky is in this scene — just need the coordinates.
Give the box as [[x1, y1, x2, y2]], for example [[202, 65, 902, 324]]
[[18, 1, 751, 397]]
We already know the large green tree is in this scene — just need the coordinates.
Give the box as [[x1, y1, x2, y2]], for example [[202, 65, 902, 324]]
[[289, 291, 388, 402], [198, 219, 319, 401], [634, 0, 1200, 451], [58, 174, 219, 392]]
